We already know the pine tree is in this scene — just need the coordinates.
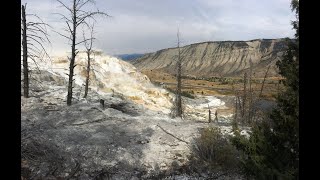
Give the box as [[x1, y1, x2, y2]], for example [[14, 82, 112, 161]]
[[231, 0, 299, 179]]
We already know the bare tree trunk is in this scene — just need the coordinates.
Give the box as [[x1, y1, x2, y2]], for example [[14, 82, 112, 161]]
[[83, 24, 94, 98], [22, 5, 29, 98], [176, 29, 182, 117], [242, 72, 247, 120], [248, 62, 253, 123], [251, 65, 271, 123], [83, 51, 90, 98], [66, 0, 77, 106], [258, 65, 271, 99], [231, 83, 239, 124], [208, 105, 212, 123], [234, 95, 238, 122]]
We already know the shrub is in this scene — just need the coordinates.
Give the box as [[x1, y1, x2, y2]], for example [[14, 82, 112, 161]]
[[189, 127, 239, 171], [181, 91, 195, 99]]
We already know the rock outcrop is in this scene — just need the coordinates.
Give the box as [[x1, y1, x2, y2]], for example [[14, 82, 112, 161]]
[[132, 39, 289, 78]]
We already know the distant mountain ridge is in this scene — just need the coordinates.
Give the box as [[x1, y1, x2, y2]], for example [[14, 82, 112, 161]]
[[115, 53, 144, 61], [132, 38, 290, 78]]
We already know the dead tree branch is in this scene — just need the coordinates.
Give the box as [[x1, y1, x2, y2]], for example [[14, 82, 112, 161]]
[[157, 124, 189, 144]]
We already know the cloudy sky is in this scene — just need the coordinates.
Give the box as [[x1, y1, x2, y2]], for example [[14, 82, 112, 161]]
[[23, 0, 296, 56]]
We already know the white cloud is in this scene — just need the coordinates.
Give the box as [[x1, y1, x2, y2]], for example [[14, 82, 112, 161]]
[[22, 0, 296, 55]]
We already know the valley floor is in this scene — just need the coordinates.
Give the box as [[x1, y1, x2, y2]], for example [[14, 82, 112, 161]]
[[141, 69, 283, 99]]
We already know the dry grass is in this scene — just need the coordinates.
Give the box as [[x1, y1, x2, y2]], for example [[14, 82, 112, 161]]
[[54, 58, 68, 64], [146, 90, 159, 96], [142, 69, 282, 100], [128, 96, 142, 101]]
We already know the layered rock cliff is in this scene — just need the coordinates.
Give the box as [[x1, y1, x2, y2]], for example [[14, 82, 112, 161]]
[[132, 39, 288, 78]]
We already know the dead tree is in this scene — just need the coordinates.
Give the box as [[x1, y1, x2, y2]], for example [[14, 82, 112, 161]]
[[175, 28, 182, 117], [21, 4, 51, 98], [83, 24, 95, 98], [22, 5, 28, 97], [250, 65, 271, 122], [233, 65, 271, 125], [258, 65, 271, 99], [247, 60, 254, 123], [208, 104, 212, 123], [242, 72, 247, 120], [214, 110, 218, 123], [55, 0, 110, 106]]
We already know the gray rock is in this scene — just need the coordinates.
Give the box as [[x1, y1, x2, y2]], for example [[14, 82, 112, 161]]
[[132, 39, 288, 78]]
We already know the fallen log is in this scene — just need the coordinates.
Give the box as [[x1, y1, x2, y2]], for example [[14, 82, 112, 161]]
[[156, 124, 189, 144]]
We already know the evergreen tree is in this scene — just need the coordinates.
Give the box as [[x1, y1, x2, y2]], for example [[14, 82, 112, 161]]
[[231, 0, 299, 179]]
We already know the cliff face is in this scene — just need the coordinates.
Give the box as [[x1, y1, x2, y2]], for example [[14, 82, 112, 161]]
[[132, 39, 288, 78]]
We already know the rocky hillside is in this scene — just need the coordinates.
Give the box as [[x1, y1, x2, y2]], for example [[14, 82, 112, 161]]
[[132, 39, 289, 78], [21, 51, 245, 179], [116, 53, 144, 61], [31, 51, 173, 113]]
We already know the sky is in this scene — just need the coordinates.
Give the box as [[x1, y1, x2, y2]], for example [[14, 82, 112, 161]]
[[22, 0, 296, 56]]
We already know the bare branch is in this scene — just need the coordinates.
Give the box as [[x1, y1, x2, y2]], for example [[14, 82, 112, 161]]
[[80, 20, 91, 31], [27, 36, 51, 60], [28, 31, 51, 44], [29, 76, 44, 87], [26, 22, 48, 28], [27, 27, 47, 35], [76, 0, 92, 11], [66, 21, 73, 34], [27, 34, 46, 43], [76, 11, 110, 27], [56, 0, 73, 13], [52, 12, 73, 23], [75, 37, 95, 45], [53, 30, 72, 40], [28, 56, 42, 73], [157, 124, 188, 144], [28, 36, 46, 50], [27, 46, 41, 55], [26, 13, 52, 29]]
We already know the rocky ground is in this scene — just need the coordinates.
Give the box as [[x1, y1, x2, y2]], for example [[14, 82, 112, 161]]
[[21, 82, 246, 179], [21, 53, 247, 179]]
